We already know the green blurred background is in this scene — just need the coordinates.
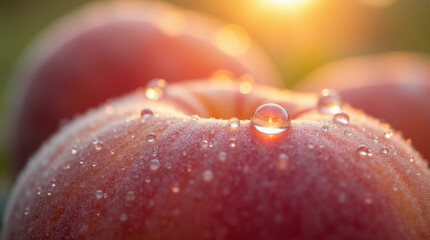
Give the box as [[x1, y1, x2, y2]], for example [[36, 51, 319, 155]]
[[0, 0, 429, 227]]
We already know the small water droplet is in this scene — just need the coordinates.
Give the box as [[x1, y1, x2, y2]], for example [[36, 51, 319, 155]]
[[95, 190, 103, 199], [145, 176, 151, 183], [393, 186, 398, 192], [364, 197, 373, 204], [333, 112, 349, 125], [140, 108, 153, 120], [110, 149, 115, 155], [229, 138, 237, 148], [308, 144, 315, 149], [372, 136, 378, 143], [171, 186, 180, 193], [318, 89, 341, 114], [409, 156, 415, 163], [228, 117, 240, 128], [50, 179, 56, 187], [384, 130, 393, 139], [218, 152, 227, 163], [200, 140, 209, 148], [150, 159, 160, 171], [357, 145, 373, 156], [146, 133, 156, 142], [344, 130, 352, 136], [64, 164, 71, 170], [36, 187, 42, 195], [120, 213, 128, 222], [191, 114, 200, 121], [203, 170, 214, 182], [322, 125, 329, 131], [277, 153, 289, 170], [126, 191, 135, 201], [24, 206, 30, 216], [92, 140, 104, 151], [381, 147, 389, 154], [71, 146, 78, 155], [79, 160, 84, 165], [251, 103, 291, 134]]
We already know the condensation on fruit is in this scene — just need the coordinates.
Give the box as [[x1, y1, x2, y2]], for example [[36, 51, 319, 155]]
[[251, 103, 291, 134]]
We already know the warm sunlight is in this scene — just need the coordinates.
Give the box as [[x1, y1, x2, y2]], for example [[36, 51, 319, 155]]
[[267, 0, 311, 8]]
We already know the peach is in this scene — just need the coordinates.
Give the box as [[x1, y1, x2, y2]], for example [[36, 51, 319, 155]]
[[9, 1, 280, 174], [3, 80, 429, 239], [294, 52, 430, 160]]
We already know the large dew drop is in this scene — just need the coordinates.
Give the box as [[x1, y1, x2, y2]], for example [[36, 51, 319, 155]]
[[333, 112, 349, 125], [318, 89, 341, 114], [251, 103, 291, 134]]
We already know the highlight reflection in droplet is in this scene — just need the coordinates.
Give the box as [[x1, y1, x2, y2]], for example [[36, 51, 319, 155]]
[[251, 103, 291, 134]]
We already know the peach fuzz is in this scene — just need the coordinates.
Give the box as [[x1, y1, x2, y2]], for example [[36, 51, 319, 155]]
[[3, 80, 429, 240], [294, 52, 430, 161], [9, 0, 281, 174]]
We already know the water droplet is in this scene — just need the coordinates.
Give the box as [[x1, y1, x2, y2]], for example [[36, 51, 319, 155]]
[[308, 144, 315, 149], [95, 190, 103, 199], [200, 140, 209, 148], [191, 114, 200, 121], [146, 78, 167, 100], [150, 159, 160, 171], [64, 164, 71, 170], [228, 117, 240, 128], [110, 149, 115, 155], [318, 89, 341, 114], [251, 103, 291, 134], [372, 136, 378, 143], [36, 187, 42, 195], [393, 186, 398, 192], [92, 140, 104, 151], [24, 206, 30, 216], [229, 138, 237, 148], [381, 147, 389, 154], [203, 170, 214, 182], [384, 130, 393, 139], [409, 156, 415, 163], [140, 108, 153, 120], [120, 213, 128, 222], [171, 186, 180, 193], [146, 133, 156, 142], [71, 146, 78, 155], [277, 153, 289, 170], [364, 197, 373, 204], [333, 112, 349, 125], [79, 160, 84, 165], [322, 125, 329, 131], [218, 152, 227, 163], [50, 179, 56, 187], [357, 145, 373, 156], [344, 130, 352, 136], [145, 176, 151, 183], [126, 191, 135, 201]]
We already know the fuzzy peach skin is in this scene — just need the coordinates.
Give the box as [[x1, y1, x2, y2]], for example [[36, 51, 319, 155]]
[[8, 0, 281, 174], [3, 80, 429, 240], [294, 52, 430, 161]]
